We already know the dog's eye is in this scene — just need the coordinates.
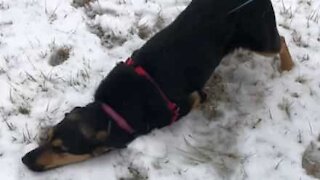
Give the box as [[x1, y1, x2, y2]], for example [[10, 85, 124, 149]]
[[52, 146, 68, 153]]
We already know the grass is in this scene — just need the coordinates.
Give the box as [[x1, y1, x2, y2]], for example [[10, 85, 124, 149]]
[[292, 30, 309, 48], [278, 98, 294, 120], [307, 9, 319, 27], [45, 0, 59, 23], [18, 106, 31, 115], [1, 111, 16, 131], [127, 164, 149, 180], [0, 67, 6, 75], [0, 1, 9, 10], [280, 0, 294, 19], [274, 159, 284, 170], [22, 125, 35, 144], [252, 119, 263, 129], [295, 75, 308, 84], [300, 54, 310, 62], [72, 0, 95, 8], [298, 130, 303, 143]]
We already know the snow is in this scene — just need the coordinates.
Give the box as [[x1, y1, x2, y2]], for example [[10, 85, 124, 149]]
[[0, 0, 320, 179]]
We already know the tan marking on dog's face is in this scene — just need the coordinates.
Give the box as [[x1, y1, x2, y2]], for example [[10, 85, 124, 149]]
[[47, 128, 54, 141], [51, 139, 63, 147], [92, 146, 112, 156], [36, 150, 92, 170], [190, 91, 201, 109]]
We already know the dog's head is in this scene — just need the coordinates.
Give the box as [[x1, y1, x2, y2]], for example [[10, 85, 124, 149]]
[[22, 64, 149, 172], [21, 104, 127, 172]]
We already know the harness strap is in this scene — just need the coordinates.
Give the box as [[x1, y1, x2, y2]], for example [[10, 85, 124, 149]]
[[101, 104, 135, 134], [101, 58, 180, 134], [126, 58, 179, 124]]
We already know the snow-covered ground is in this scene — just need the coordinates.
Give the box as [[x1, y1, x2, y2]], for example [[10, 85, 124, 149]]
[[0, 0, 320, 179]]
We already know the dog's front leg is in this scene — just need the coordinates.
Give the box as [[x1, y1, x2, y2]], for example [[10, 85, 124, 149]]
[[175, 90, 207, 118], [189, 90, 207, 109]]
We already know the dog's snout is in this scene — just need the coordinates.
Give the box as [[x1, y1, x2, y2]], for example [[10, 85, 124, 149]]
[[22, 148, 45, 172]]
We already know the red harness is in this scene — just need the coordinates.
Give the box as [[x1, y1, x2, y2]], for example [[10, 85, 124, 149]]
[[101, 58, 179, 134]]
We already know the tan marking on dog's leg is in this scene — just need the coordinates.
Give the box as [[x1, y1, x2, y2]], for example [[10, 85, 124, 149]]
[[190, 91, 202, 110], [279, 36, 294, 71], [36, 151, 91, 170], [254, 36, 294, 72]]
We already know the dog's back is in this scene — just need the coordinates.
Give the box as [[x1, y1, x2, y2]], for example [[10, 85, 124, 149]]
[[132, 0, 280, 100]]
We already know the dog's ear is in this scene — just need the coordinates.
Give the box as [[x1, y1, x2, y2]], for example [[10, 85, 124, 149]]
[[79, 124, 95, 139], [65, 107, 82, 121], [79, 125, 108, 142]]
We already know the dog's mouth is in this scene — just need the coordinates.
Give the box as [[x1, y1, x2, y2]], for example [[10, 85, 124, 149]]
[[22, 146, 92, 172]]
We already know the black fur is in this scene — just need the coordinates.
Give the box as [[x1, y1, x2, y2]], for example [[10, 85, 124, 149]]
[[22, 0, 281, 171]]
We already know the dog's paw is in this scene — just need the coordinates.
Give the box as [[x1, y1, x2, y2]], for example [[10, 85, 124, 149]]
[[198, 90, 207, 103]]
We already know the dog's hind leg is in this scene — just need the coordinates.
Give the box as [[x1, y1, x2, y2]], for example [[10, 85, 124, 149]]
[[256, 36, 294, 72], [279, 36, 294, 71]]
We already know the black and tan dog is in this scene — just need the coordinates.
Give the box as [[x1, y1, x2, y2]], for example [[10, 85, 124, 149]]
[[22, 0, 293, 171]]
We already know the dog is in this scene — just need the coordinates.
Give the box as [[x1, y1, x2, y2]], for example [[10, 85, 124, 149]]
[[22, 0, 293, 171]]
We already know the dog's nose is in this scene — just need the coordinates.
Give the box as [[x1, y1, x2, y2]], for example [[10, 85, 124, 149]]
[[22, 150, 45, 172]]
